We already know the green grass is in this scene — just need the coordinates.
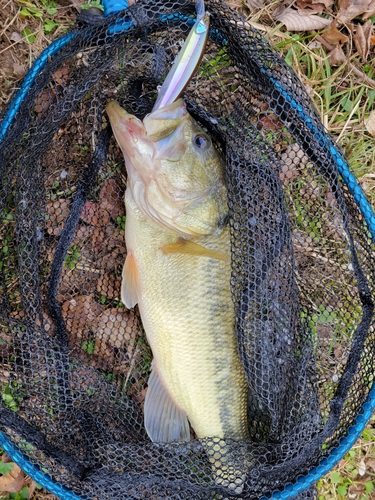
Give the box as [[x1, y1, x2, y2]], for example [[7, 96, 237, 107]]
[[318, 416, 375, 499], [1, 1, 375, 499]]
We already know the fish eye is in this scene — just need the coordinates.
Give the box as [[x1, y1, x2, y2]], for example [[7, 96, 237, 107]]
[[194, 134, 210, 149]]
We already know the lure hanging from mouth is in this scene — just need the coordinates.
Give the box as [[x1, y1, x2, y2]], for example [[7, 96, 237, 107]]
[[152, 0, 210, 111]]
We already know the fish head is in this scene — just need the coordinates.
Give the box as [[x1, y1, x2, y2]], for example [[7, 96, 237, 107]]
[[106, 99, 228, 237]]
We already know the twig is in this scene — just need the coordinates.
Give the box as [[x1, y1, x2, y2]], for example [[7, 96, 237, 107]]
[[347, 63, 375, 89], [0, 9, 20, 38]]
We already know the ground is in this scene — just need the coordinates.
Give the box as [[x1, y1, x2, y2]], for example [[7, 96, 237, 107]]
[[0, 0, 375, 498]]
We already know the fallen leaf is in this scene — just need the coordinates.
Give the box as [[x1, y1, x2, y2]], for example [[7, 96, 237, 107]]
[[296, 1, 325, 14], [365, 109, 375, 137], [358, 458, 366, 476], [349, 20, 372, 61], [35, 310, 54, 334], [58, 260, 100, 299], [257, 113, 283, 132], [327, 44, 347, 65], [362, 0, 375, 18], [316, 33, 335, 50], [312, 0, 334, 7], [322, 19, 349, 45], [366, 458, 375, 472], [348, 482, 366, 495], [45, 198, 71, 236], [61, 295, 103, 347], [272, 0, 296, 19], [35, 88, 56, 115], [99, 179, 124, 221], [93, 308, 139, 354], [279, 144, 309, 183], [97, 271, 121, 300], [245, 0, 264, 8], [276, 10, 331, 31], [92, 307, 141, 374], [0, 462, 25, 493], [80, 201, 111, 226], [337, 0, 375, 23], [1, 453, 12, 463], [10, 32, 22, 42], [27, 480, 37, 499], [52, 63, 70, 85], [13, 63, 26, 78]]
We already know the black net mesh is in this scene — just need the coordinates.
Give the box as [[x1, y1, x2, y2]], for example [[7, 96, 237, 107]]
[[0, 1, 374, 499]]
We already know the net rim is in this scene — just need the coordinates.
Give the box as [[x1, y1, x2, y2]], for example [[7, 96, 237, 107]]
[[1, 2, 375, 498]]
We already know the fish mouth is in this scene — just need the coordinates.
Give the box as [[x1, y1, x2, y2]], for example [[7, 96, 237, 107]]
[[106, 100, 146, 149], [143, 99, 188, 142], [106, 100, 130, 125]]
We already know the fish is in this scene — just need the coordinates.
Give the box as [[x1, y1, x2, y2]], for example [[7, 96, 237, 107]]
[[106, 98, 249, 492]]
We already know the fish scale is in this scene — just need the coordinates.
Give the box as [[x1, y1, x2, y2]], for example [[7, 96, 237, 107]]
[[125, 191, 248, 439]]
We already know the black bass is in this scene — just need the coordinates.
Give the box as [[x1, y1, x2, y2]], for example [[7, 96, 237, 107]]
[[106, 98, 249, 490]]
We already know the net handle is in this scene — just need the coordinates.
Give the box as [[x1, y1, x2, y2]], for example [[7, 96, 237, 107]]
[[102, 0, 128, 16]]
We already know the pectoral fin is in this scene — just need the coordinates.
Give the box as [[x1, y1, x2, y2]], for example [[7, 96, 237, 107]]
[[144, 367, 190, 443], [161, 238, 228, 261], [121, 252, 140, 309]]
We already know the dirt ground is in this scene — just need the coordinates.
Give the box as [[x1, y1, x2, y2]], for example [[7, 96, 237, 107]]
[[1, 1, 375, 499]]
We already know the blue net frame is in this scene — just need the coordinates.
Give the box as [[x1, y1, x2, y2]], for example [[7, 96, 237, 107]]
[[1, 1, 375, 498]]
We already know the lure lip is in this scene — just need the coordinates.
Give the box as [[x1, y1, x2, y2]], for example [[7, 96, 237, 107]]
[[152, 9, 210, 111]]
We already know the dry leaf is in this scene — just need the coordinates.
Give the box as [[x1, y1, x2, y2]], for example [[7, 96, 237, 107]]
[[99, 179, 124, 221], [13, 63, 26, 78], [359, 459, 366, 476], [1, 453, 12, 463], [276, 10, 331, 31], [35, 88, 56, 115], [93, 308, 138, 354], [80, 201, 111, 226], [10, 32, 22, 42], [61, 294, 103, 346], [348, 483, 366, 495], [45, 198, 71, 236], [312, 0, 334, 7], [327, 44, 347, 65], [27, 480, 38, 499], [97, 271, 121, 299], [257, 113, 283, 132], [349, 20, 372, 61], [245, 0, 264, 9], [92, 308, 140, 374], [52, 63, 70, 85], [296, 1, 325, 14], [322, 19, 349, 45], [337, 0, 375, 23], [279, 144, 309, 183], [0, 462, 25, 493], [362, 0, 375, 18], [272, 0, 295, 20], [365, 110, 375, 137], [366, 458, 375, 472]]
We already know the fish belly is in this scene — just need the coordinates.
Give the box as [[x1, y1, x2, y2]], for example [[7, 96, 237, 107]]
[[125, 189, 248, 441]]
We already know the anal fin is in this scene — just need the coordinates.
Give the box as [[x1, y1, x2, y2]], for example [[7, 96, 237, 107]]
[[121, 251, 140, 309], [144, 367, 190, 443], [161, 238, 228, 261]]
